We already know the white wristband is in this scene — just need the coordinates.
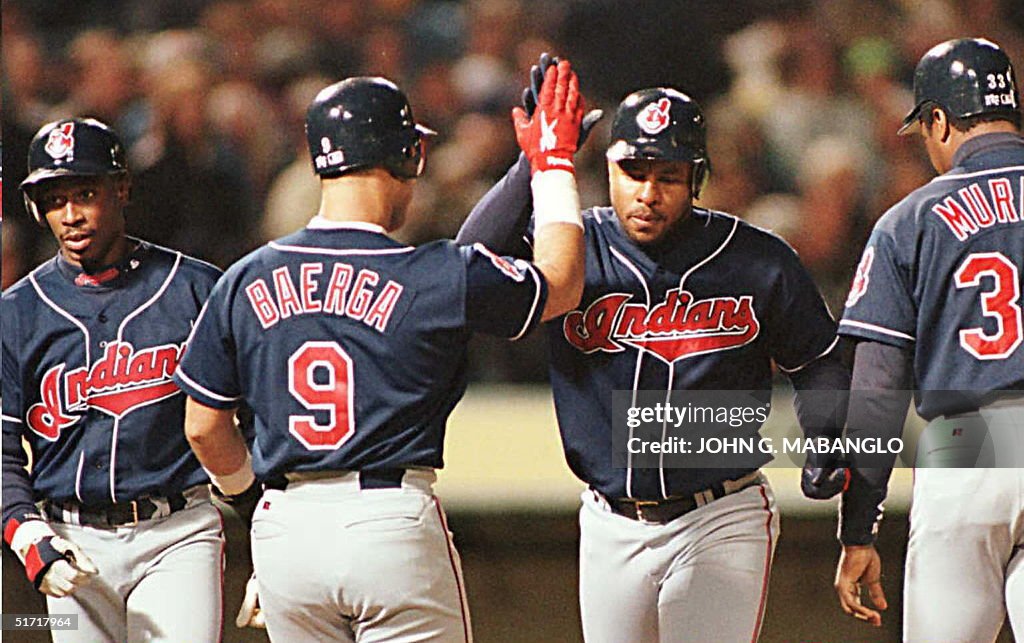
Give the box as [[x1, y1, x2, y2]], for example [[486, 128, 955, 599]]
[[531, 170, 583, 229], [205, 452, 256, 496]]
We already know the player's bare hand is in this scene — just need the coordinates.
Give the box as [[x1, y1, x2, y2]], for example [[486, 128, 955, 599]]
[[512, 59, 585, 173], [835, 544, 887, 627], [236, 573, 267, 629]]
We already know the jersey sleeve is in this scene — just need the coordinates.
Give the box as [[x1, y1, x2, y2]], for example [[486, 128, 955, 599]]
[[461, 243, 548, 340], [764, 240, 840, 371], [1, 296, 23, 431], [173, 277, 243, 409], [838, 219, 917, 348], [2, 299, 43, 537], [455, 153, 535, 257]]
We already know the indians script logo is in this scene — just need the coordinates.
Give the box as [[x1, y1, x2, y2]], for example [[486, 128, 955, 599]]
[[637, 98, 672, 135], [44, 122, 76, 161], [26, 341, 185, 440], [845, 246, 874, 308], [563, 289, 760, 364]]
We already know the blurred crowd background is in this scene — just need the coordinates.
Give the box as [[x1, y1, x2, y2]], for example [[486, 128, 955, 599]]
[[4, 0, 1024, 382]]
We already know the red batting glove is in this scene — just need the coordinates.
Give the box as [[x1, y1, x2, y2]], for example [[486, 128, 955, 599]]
[[512, 59, 585, 175]]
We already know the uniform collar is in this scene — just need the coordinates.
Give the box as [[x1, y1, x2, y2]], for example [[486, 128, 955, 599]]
[[55, 238, 147, 289], [306, 216, 387, 234], [952, 131, 1024, 168]]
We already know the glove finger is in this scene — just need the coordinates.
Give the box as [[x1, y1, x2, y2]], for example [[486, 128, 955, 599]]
[[566, 71, 581, 115], [69, 565, 96, 586], [810, 468, 828, 485], [511, 106, 529, 129], [538, 64, 556, 109], [530, 64, 544, 107], [578, 108, 603, 147], [522, 88, 535, 116], [554, 60, 571, 110], [68, 548, 99, 576], [235, 605, 254, 627], [581, 109, 603, 131], [236, 594, 257, 627], [43, 562, 77, 597], [538, 52, 552, 73], [50, 537, 99, 575], [251, 609, 267, 629]]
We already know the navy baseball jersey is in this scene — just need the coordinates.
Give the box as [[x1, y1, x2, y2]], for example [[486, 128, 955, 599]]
[[173, 219, 547, 480], [840, 133, 1024, 419], [2, 241, 221, 527], [546, 207, 837, 500]]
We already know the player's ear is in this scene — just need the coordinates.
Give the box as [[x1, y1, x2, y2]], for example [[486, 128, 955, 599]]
[[931, 107, 952, 143]]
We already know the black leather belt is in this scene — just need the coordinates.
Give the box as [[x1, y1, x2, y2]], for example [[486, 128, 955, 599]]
[[44, 493, 188, 528], [606, 471, 763, 524], [267, 468, 406, 491]]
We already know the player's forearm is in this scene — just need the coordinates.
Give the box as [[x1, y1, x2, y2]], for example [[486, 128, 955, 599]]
[[838, 340, 913, 544], [2, 423, 46, 540], [846, 341, 913, 465], [456, 153, 533, 256], [789, 347, 850, 441], [533, 223, 585, 320], [184, 397, 249, 478]]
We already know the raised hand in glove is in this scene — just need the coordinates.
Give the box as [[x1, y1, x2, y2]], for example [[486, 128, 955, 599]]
[[513, 59, 585, 175], [236, 572, 267, 629], [523, 52, 603, 147], [11, 521, 98, 597]]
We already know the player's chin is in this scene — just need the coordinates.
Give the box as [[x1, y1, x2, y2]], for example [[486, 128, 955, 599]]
[[60, 244, 91, 265], [625, 218, 667, 245]]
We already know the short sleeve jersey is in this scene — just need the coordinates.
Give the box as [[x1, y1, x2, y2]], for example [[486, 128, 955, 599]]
[[174, 223, 547, 480], [546, 207, 838, 500], [840, 133, 1024, 419]]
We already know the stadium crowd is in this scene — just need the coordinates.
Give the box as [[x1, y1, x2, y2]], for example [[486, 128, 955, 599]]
[[4, 0, 1023, 380]]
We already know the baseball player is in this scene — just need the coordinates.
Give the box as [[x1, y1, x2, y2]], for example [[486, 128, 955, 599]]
[[1, 118, 226, 642], [834, 38, 1024, 641], [457, 59, 851, 642], [172, 65, 586, 642]]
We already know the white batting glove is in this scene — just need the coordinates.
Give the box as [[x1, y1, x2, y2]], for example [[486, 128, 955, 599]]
[[11, 521, 98, 598], [236, 573, 266, 628], [38, 537, 99, 597]]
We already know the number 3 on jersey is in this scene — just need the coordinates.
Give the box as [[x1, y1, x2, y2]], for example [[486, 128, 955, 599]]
[[954, 252, 1022, 360], [288, 341, 355, 449]]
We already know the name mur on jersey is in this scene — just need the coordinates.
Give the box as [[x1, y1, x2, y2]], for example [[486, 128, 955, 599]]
[[245, 262, 403, 331], [932, 176, 1023, 240]]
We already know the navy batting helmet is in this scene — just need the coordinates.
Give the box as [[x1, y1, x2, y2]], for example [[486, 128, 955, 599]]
[[898, 38, 1019, 135], [606, 88, 709, 196], [20, 118, 129, 223], [305, 77, 436, 180]]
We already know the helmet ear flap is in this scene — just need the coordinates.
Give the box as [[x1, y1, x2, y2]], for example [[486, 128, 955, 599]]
[[691, 159, 708, 200], [386, 136, 425, 180], [23, 191, 46, 227]]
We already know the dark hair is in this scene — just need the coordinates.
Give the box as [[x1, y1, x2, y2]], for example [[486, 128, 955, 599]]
[[919, 101, 1022, 132]]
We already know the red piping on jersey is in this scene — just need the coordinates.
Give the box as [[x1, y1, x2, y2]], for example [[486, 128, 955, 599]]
[[432, 497, 471, 642], [751, 484, 774, 643]]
